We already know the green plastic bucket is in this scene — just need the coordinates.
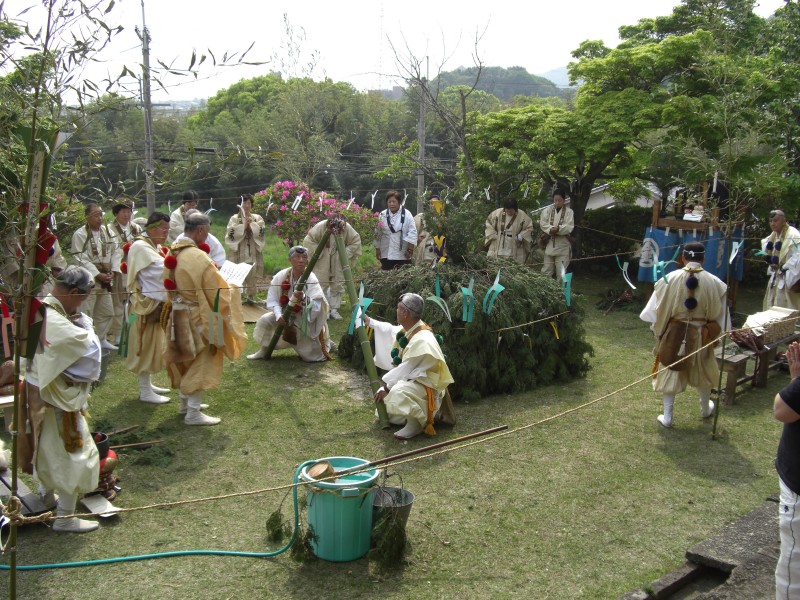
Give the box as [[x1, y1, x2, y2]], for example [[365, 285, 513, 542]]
[[300, 456, 379, 562]]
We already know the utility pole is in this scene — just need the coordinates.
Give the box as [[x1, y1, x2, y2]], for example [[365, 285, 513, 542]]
[[416, 57, 428, 215], [138, 0, 156, 212]]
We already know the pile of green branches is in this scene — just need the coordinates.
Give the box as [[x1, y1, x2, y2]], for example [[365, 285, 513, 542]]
[[339, 255, 593, 402]]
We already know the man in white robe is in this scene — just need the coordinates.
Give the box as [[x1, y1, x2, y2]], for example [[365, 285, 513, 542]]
[[248, 245, 333, 362], [125, 212, 172, 405], [539, 190, 574, 284], [762, 209, 800, 310], [640, 242, 729, 428], [167, 190, 198, 244], [22, 266, 102, 532], [369, 293, 454, 440], [485, 198, 534, 265]]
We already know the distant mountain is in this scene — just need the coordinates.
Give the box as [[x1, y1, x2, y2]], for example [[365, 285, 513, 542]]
[[435, 66, 568, 101], [536, 66, 570, 88]]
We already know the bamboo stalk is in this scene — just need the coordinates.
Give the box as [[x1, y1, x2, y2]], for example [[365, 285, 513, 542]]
[[333, 232, 389, 426], [106, 425, 140, 437], [335, 425, 509, 476], [109, 439, 165, 450]]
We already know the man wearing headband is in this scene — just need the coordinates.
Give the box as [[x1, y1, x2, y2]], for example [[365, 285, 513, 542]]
[[248, 245, 334, 361], [367, 293, 454, 440], [640, 242, 729, 427], [124, 211, 172, 405], [762, 209, 800, 310]]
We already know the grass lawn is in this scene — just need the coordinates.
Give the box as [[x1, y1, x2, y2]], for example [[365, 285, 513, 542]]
[[0, 268, 784, 599]]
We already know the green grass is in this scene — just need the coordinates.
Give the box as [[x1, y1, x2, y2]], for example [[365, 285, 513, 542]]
[[0, 272, 783, 599]]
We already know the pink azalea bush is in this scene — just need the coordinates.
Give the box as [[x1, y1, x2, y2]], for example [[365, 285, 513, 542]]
[[253, 181, 381, 247]]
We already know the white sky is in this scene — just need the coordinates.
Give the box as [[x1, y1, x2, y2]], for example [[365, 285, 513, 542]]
[[6, 0, 788, 102]]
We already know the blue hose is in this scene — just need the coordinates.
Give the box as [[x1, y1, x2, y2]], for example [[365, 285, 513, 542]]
[[0, 460, 315, 571]]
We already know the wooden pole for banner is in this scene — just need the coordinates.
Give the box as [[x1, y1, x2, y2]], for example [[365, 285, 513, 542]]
[[333, 230, 389, 426]]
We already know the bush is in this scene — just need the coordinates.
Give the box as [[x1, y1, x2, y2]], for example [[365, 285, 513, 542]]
[[252, 181, 380, 248], [578, 205, 652, 273], [338, 255, 593, 402]]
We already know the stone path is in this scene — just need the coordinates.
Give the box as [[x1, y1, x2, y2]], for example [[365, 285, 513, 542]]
[[620, 495, 780, 599]]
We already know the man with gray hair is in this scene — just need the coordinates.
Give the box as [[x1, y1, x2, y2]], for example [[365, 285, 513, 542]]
[[248, 245, 334, 361], [163, 212, 247, 425], [367, 293, 454, 440], [762, 209, 800, 310], [176, 208, 227, 268], [17, 265, 103, 532]]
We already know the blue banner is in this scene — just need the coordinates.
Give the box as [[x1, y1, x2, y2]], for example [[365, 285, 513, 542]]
[[703, 229, 744, 282], [637, 227, 681, 283]]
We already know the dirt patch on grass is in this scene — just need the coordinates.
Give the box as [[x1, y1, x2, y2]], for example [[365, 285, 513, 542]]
[[321, 363, 372, 402]]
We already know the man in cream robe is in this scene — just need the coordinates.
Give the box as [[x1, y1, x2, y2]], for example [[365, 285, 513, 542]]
[[164, 213, 247, 425], [225, 194, 266, 302], [484, 198, 533, 265], [106, 198, 142, 343], [762, 209, 800, 310], [125, 212, 172, 405], [303, 216, 361, 320], [248, 245, 333, 362], [539, 190, 575, 285], [71, 202, 115, 349], [640, 242, 729, 428], [22, 266, 102, 532], [369, 293, 454, 440]]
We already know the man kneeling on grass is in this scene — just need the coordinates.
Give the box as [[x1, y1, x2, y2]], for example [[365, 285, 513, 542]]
[[367, 293, 454, 440]]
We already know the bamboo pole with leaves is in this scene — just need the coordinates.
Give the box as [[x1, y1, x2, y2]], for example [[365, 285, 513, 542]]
[[333, 227, 389, 426]]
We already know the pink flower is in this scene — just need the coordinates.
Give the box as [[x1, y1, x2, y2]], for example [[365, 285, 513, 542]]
[[276, 220, 283, 226]]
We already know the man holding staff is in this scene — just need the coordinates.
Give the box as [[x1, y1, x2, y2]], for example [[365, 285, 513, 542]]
[[247, 245, 333, 362]]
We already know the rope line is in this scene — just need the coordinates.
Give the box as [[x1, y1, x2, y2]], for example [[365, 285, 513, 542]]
[[4, 319, 777, 525]]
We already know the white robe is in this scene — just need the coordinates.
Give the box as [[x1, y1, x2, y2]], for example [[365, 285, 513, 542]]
[[252, 267, 332, 362], [371, 318, 454, 427], [26, 297, 101, 495]]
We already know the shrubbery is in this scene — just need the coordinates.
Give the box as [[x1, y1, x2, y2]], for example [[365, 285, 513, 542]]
[[338, 255, 593, 402]]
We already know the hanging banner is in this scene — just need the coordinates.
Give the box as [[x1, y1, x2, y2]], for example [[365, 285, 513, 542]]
[[703, 228, 744, 282], [637, 226, 680, 282]]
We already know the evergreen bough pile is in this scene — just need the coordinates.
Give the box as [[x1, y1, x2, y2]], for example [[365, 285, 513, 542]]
[[339, 255, 593, 402]]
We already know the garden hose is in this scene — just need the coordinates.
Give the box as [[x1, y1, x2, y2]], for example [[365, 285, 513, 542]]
[[0, 460, 315, 571]]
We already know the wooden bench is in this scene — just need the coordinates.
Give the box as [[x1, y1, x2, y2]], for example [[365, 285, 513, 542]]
[[715, 349, 752, 404]]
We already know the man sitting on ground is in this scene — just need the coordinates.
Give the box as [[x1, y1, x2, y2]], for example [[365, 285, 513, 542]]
[[368, 293, 454, 440], [248, 245, 334, 362]]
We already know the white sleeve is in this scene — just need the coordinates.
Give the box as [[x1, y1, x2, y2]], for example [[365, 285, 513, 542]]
[[138, 260, 167, 302]]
